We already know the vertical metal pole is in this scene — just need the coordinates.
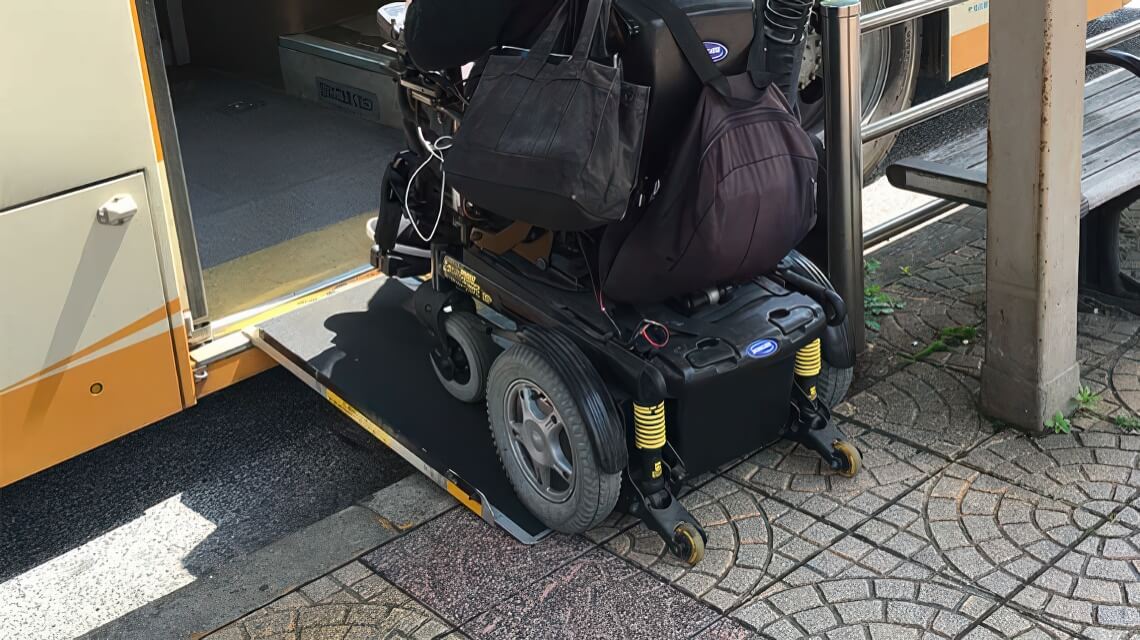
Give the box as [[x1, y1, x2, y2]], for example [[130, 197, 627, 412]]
[[822, 0, 865, 352]]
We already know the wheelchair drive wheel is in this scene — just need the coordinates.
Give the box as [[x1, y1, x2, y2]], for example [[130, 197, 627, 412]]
[[431, 312, 499, 404], [784, 250, 855, 408], [487, 344, 621, 533], [816, 363, 854, 410]]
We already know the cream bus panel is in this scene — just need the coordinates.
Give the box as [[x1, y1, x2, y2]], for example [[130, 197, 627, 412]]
[[0, 0, 159, 210], [0, 172, 182, 486], [947, 0, 1126, 78]]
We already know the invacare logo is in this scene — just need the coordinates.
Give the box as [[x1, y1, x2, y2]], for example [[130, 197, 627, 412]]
[[704, 41, 728, 63]]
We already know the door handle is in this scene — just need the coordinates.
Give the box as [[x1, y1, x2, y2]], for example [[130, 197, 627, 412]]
[[97, 195, 138, 226]]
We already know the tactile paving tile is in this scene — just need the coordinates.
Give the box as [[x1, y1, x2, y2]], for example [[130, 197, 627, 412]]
[[206, 561, 453, 640], [1007, 502, 1140, 638], [362, 509, 591, 624], [726, 422, 947, 533], [461, 548, 718, 640], [852, 464, 1085, 600], [732, 554, 1000, 640], [605, 476, 843, 611], [962, 421, 1140, 517], [837, 363, 996, 458]]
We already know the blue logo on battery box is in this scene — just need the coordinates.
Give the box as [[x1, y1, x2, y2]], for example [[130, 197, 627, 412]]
[[746, 339, 778, 359], [704, 41, 728, 63]]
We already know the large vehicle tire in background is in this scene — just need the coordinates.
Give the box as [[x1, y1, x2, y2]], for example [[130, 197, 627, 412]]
[[798, 0, 922, 179]]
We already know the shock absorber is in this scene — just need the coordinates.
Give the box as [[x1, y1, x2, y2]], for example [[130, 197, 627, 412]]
[[794, 338, 823, 402], [634, 401, 668, 499], [758, 0, 815, 115]]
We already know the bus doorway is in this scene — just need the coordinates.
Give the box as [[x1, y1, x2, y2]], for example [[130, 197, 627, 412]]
[[157, 0, 404, 326]]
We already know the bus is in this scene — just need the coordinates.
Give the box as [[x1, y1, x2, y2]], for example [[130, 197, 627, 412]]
[[0, 0, 1128, 488]]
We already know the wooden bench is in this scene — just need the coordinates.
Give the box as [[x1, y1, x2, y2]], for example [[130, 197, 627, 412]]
[[886, 49, 1140, 314]]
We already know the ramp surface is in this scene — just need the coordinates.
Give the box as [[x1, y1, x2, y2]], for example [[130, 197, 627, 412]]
[[252, 276, 549, 543]]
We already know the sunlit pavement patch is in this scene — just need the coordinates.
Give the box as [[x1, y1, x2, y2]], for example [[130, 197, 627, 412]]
[[0, 495, 214, 639]]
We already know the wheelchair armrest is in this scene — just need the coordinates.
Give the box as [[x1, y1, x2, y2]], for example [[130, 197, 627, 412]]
[[885, 158, 988, 208]]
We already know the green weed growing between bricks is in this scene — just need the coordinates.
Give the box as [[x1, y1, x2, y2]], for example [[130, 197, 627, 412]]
[[1046, 411, 1072, 434], [905, 325, 977, 362], [1115, 414, 1140, 432], [863, 258, 906, 331], [1074, 384, 1100, 411]]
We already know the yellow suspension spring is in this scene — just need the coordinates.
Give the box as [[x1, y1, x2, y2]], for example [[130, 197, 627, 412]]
[[794, 339, 822, 378], [633, 402, 667, 450], [795, 339, 822, 400]]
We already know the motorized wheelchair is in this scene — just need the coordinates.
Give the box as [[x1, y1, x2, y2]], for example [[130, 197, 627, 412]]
[[370, 0, 860, 565]]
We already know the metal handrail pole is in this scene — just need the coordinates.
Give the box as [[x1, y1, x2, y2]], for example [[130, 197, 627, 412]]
[[864, 18, 1140, 143], [860, 0, 966, 34], [1087, 19, 1140, 50], [822, 0, 866, 351], [863, 78, 988, 142], [863, 199, 964, 247]]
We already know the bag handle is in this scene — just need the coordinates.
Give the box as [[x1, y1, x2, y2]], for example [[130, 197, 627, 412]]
[[629, 0, 734, 98], [520, 1, 572, 78], [520, 0, 608, 79], [571, 0, 608, 60]]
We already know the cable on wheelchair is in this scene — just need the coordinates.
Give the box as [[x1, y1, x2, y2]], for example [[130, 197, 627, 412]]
[[404, 135, 454, 243]]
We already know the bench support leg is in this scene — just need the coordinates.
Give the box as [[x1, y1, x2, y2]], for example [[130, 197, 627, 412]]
[[1079, 194, 1140, 314], [980, 0, 1085, 434]]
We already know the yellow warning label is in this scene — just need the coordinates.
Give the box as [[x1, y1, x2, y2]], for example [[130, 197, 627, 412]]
[[327, 390, 393, 447], [442, 257, 493, 305]]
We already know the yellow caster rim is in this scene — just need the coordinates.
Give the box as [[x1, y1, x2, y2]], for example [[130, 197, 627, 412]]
[[833, 440, 862, 478], [674, 523, 705, 566]]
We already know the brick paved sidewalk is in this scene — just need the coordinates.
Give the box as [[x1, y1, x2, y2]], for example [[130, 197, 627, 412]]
[[205, 206, 1140, 640]]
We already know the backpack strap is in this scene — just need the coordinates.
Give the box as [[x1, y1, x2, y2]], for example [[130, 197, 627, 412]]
[[628, 0, 734, 98], [747, 4, 774, 88]]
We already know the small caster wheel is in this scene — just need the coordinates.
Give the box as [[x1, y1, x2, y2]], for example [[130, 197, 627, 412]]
[[833, 440, 862, 478], [432, 312, 498, 403], [673, 522, 705, 566]]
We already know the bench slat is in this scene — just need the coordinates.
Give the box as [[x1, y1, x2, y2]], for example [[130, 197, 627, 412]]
[[887, 69, 1140, 211], [933, 69, 1140, 169]]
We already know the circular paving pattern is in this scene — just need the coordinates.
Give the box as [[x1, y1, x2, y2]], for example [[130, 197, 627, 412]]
[[606, 477, 841, 611], [727, 424, 946, 531], [734, 574, 997, 640], [917, 466, 1086, 598], [1013, 504, 1140, 636], [964, 426, 1140, 517], [901, 466, 1140, 636], [839, 362, 995, 458]]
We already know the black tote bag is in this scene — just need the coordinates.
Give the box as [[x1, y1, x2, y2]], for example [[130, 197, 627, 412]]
[[445, 0, 650, 232]]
